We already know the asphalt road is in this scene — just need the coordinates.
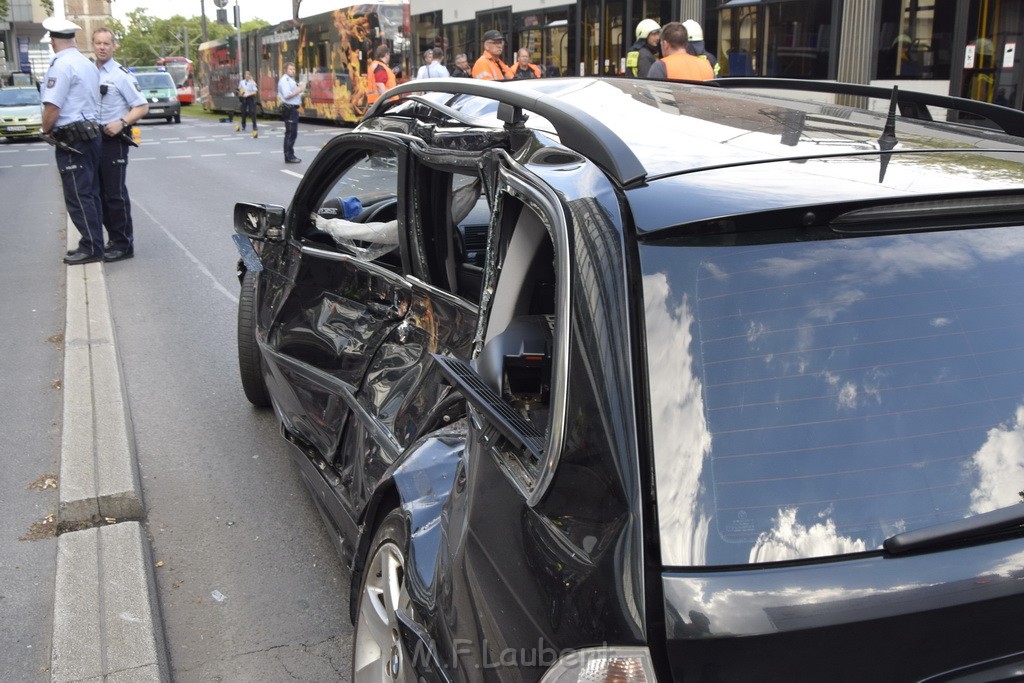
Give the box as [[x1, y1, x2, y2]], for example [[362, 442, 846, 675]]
[[1, 115, 356, 681], [0, 138, 65, 682]]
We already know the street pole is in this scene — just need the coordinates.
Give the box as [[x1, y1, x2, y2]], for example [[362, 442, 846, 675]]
[[234, 0, 241, 80], [200, 0, 208, 43]]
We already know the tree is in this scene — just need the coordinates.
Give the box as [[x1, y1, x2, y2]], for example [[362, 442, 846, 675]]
[[113, 8, 269, 66]]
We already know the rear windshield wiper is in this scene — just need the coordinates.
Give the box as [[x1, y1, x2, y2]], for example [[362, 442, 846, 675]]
[[884, 503, 1024, 554]]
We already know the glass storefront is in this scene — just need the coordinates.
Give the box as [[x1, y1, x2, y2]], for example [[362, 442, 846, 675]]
[[717, 0, 835, 78], [445, 21, 475, 64], [877, 0, 955, 80], [512, 10, 573, 76], [960, 0, 1023, 110]]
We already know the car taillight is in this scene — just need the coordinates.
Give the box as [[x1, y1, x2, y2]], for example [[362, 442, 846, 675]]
[[540, 646, 657, 683]]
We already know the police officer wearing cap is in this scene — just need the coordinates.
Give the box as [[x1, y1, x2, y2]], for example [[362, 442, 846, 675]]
[[40, 17, 104, 265], [93, 27, 148, 262]]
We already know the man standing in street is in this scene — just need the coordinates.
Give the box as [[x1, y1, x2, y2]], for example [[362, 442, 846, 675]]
[[505, 48, 542, 79], [473, 30, 509, 80], [366, 45, 397, 104], [40, 17, 104, 265], [415, 49, 434, 79], [626, 19, 661, 78], [450, 53, 472, 78], [647, 22, 714, 81], [277, 62, 304, 164], [92, 27, 148, 262], [682, 20, 720, 77]]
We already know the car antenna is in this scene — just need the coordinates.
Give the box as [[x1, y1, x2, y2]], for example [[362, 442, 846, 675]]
[[877, 85, 899, 183]]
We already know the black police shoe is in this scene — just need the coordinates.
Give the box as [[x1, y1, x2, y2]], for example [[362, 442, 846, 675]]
[[64, 251, 103, 265], [67, 242, 113, 257], [285, 157, 302, 164], [104, 249, 135, 262]]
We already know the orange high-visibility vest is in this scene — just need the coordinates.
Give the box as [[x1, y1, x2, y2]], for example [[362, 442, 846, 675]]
[[660, 52, 714, 81], [366, 60, 397, 103]]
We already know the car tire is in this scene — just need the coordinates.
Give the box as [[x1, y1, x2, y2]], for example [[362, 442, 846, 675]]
[[353, 509, 417, 682], [237, 269, 271, 407], [174, 112, 181, 124]]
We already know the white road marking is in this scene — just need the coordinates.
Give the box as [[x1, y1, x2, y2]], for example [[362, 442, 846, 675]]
[[22, 163, 49, 167], [167, 140, 188, 144], [133, 157, 156, 161], [236, 151, 261, 155], [135, 202, 238, 304], [202, 153, 227, 157], [281, 169, 303, 179], [167, 155, 192, 159]]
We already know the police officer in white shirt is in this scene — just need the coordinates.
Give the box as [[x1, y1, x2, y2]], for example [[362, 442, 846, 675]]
[[40, 17, 104, 265], [92, 27, 148, 262], [236, 70, 259, 137], [277, 62, 304, 164]]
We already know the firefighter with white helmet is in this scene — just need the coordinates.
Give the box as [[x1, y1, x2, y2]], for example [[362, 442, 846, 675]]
[[626, 19, 661, 78], [682, 19, 720, 77]]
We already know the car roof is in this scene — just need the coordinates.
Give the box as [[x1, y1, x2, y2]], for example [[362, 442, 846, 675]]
[[369, 77, 1024, 188]]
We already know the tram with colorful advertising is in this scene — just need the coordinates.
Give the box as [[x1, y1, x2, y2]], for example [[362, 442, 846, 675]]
[[157, 56, 195, 105], [197, 2, 409, 124]]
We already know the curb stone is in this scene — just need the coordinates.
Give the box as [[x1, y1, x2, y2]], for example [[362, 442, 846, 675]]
[[53, 222, 169, 682]]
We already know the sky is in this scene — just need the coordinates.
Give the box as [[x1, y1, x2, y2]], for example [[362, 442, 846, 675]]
[[109, 0, 345, 27]]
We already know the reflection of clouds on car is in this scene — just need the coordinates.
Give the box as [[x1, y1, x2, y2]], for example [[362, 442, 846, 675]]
[[643, 271, 712, 567], [969, 405, 1024, 514]]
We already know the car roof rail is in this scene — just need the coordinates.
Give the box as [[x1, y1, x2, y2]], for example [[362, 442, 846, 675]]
[[700, 77, 1024, 138], [365, 79, 648, 187]]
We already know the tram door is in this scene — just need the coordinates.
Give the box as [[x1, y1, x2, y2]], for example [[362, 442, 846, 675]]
[[962, 0, 1023, 110]]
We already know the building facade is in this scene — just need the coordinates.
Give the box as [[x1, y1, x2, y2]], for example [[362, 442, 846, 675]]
[[408, 0, 1023, 123], [2, 0, 111, 82]]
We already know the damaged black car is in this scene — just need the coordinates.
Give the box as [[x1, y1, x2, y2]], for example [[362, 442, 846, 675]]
[[233, 77, 1024, 681]]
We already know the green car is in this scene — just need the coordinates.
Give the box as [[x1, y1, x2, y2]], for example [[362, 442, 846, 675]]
[[135, 71, 181, 124], [0, 86, 43, 140]]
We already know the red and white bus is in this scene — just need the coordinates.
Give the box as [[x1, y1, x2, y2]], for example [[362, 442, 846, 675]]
[[157, 56, 195, 105]]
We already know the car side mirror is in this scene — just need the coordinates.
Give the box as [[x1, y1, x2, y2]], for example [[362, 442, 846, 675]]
[[234, 202, 286, 241]]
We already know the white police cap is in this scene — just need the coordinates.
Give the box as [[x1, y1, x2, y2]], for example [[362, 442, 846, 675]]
[[42, 17, 83, 38]]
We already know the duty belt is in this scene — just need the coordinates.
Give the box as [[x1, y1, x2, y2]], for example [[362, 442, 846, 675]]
[[53, 120, 101, 143]]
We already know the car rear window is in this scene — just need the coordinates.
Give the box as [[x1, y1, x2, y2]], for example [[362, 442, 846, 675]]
[[641, 223, 1024, 566], [136, 73, 175, 90]]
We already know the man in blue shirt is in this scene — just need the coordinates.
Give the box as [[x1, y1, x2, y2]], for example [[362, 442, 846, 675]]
[[92, 27, 148, 262], [277, 62, 305, 164], [40, 17, 104, 265]]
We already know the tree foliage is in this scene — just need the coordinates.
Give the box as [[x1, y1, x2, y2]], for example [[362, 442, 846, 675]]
[[111, 9, 269, 67]]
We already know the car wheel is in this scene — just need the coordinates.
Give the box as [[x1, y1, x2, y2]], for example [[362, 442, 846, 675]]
[[165, 117, 172, 123], [174, 112, 181, 124], [237, 269, 271, 407], [353, 509, 417, 682]]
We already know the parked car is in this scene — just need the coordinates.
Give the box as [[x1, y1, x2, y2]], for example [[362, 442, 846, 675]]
[[0, 85, 42, 140], [135, 71, 180, 123], [233, 76, 1024, 681]]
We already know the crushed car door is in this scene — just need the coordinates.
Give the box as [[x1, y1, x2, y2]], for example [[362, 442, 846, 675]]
[[265, 138, 411, 462], [334, 153, 486, 519]]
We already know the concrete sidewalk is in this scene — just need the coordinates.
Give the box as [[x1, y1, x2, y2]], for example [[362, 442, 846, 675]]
[[52, 225, 169, 682]]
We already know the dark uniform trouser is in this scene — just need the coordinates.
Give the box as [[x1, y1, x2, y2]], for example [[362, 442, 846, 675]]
[[99, 135, 133, 252], [240, 97, 257, 130], [282, 105, 299, 159], [57, 135, 104, 256]]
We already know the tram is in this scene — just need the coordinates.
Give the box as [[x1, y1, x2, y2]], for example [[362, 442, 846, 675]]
[[198, 2, 409, 124]]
